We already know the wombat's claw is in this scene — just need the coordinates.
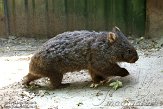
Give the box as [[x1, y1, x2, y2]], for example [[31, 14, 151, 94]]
[[90, 83, 99, 88], [100, 80, 106, 85], [106, 76, 114, 83], [22, 80, 30, 87], [90, 80, 107, 88]]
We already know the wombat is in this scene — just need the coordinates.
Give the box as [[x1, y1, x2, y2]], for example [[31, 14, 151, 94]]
[[23, 27, 138, 88]]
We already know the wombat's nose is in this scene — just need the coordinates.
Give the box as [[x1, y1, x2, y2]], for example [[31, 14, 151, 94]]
[[130, 54, 139, 63]]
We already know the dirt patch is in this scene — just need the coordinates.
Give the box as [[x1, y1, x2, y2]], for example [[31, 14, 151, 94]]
[[0, 36, 163, 109]]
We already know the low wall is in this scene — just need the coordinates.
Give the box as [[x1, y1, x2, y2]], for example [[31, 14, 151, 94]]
[[147, 0, 163, 38]]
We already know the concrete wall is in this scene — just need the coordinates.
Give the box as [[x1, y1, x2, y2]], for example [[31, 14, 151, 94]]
[[0, 0, 5, 37], [0, 0, 146, 38], [146, 0, 163, 38], [1, 0, 163, 38]]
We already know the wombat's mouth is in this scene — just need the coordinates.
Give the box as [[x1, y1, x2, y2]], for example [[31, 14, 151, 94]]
[[129, 56, 139, 63]]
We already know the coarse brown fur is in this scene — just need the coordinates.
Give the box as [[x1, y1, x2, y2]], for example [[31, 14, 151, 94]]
[[23, 27, 138, 89]]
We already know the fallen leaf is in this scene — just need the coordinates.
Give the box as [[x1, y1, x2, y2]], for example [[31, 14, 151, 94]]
[[109, 80, 123, 90]]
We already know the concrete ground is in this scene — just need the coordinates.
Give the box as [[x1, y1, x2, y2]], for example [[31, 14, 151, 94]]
[[0, 36, 163, 109]]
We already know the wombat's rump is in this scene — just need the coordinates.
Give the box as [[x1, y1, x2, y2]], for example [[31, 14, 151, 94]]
[[23, 27, 138, 89]]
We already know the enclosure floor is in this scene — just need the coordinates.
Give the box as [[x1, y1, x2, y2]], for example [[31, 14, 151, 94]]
[[0, 37, 163, 109]]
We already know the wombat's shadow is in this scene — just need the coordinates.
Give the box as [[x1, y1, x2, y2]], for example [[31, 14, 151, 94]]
[[22, 75, 134, 92], [23, 80, 92, 91]]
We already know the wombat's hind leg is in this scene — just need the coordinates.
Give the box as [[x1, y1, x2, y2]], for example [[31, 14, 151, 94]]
[[22, 73, 41, 86], [49, 73, 66, 89]]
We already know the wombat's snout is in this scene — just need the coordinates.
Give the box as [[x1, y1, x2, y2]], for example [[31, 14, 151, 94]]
[[129, 52, 139, 63]]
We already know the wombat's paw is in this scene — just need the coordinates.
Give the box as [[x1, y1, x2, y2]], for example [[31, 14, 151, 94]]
[[22, 78, 30, 86], [120, 68, 130, 77], [90, 77, 114, 88], [90, 80, 106, 88], [105, 76, 114, 83], [98, 77, 114, 85], [90, 83, 100, 88]]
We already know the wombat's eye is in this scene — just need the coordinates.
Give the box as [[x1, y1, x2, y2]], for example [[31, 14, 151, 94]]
[[128, 49, 131, 54]]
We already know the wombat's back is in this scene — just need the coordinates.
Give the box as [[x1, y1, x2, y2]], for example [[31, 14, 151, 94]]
[[32, 31, 108, 73]]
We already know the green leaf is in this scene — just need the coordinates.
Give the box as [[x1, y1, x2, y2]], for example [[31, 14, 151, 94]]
[[109, 82, 117, 87], [114, 84, 119, 90], [109, 80, 123, 90], [117, 80, 123, 87]]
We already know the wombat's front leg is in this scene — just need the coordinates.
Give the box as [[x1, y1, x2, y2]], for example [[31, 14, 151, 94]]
[[89, 67, 105, 83], [89, 76, 105, 88], [88, 67, 106, 88], [111, 64, 129, 77]]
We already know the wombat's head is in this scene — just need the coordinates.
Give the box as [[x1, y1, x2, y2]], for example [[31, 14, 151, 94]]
[[107, 27, 138, 63]]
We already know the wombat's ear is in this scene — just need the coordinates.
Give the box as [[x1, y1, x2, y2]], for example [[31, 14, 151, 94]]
[[112, 26, 121, 32], [107, 32, 117, 43]]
